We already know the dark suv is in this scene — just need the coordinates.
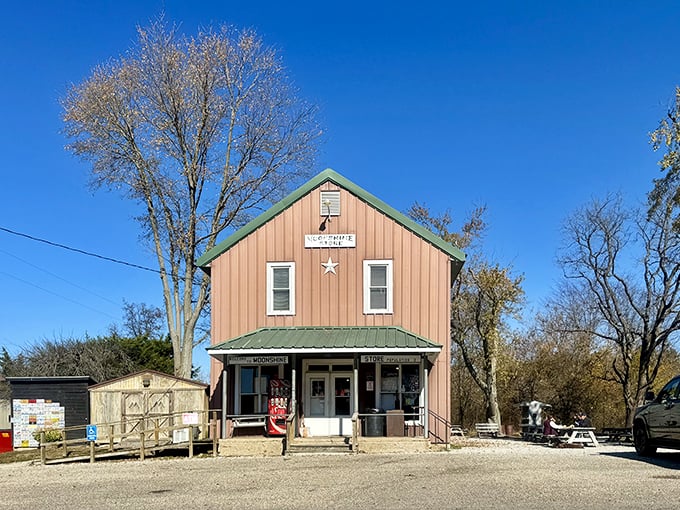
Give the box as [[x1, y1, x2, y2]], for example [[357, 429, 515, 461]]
[[633, 375, 680, 456]]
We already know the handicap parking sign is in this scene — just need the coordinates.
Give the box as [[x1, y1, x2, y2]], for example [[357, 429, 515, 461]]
[[86, 425, 97, 441]]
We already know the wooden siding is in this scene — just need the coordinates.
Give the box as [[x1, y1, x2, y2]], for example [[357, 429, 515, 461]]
[[89, 372, 208, 437], [208, 182, 453, 420], [8, 379, 92, 437]]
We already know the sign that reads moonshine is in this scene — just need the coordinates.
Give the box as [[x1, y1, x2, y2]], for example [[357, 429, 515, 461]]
[[304, 234, 356, 248], [361, 355, 422, 364], [228, 355, 288, 365]]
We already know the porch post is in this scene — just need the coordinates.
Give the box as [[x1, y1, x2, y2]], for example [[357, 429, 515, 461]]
[[353, 355, 359, 415], [291, 354, 297, 435], [291, 354, 297, 404], [221, 359, 228, 439], [423, 354, 429, 438]]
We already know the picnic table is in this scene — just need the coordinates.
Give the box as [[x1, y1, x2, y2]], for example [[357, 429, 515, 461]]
[[560, 427, 599, 446], [600, 427, 633, 444]]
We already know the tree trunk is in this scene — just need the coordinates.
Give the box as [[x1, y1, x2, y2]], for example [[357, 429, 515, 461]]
[[485, 356, 502, 426]]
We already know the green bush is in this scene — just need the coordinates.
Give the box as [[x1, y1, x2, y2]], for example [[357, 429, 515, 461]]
[[32, 429, 63, 443]]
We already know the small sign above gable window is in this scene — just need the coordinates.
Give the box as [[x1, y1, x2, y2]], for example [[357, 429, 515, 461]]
[[305, 234, 356, 248], [320, 191, 340, 217]]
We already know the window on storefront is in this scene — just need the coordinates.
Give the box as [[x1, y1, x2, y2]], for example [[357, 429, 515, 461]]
[[266, 262, 295, 315], [379, 364, 421, 421], [239, 365, 280, 414]]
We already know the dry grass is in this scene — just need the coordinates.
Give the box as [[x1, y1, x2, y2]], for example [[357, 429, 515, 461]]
[[0, 449, 39, 464], [0, 444, 98, 464]]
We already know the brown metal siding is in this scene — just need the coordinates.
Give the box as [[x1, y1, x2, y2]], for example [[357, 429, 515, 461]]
[[209, 182, 452, 419]]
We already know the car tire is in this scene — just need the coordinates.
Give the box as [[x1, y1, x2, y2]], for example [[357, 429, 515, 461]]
[[634, 423, 657, 456]]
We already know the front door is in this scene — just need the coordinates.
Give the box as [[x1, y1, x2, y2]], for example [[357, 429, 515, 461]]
[[304, 370, 353, 436], [330, 373, 353, 435]]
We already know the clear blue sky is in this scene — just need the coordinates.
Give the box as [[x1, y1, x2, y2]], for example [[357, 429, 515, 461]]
[[1, 1, 677, 379]]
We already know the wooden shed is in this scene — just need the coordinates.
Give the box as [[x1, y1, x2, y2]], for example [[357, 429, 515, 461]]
[[88, 370, 209, 439]]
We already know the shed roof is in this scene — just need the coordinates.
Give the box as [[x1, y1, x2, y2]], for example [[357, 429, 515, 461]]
[[6, 376, 97, 384], [207, 326, 442, 356], [196, 169, 465, 279], [88, 370, 207, 390]]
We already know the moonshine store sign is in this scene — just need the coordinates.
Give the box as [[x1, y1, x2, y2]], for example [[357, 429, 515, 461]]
[[228, 355, 288, 365], [304, 234, 356, 248], [360, 355, 422, 364]]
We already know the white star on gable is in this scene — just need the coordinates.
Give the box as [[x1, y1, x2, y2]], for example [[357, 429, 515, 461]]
[[321, 257, 339, 274]]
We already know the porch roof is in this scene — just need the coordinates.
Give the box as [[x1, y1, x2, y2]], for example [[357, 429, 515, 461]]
[[206, 326, 442, 356]]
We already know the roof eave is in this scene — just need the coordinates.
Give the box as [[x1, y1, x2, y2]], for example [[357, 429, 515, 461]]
[[207, 346, 442, 356], [196, 168, 466, 269]]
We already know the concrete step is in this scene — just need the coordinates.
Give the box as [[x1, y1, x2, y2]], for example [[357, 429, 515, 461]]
[[285, 437, 353, 455]]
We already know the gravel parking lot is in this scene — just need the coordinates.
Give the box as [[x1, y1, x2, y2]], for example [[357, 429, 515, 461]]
[[2, 440, 680, 509]]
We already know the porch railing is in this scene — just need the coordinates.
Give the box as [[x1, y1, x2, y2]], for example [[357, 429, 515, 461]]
[[225, 403, 454, 447], [349, 407, 453, 446], [425, 408, 451, 444]]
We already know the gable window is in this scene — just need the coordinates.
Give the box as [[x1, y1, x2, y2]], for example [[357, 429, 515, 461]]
[[320, 190, 341, 217], [363, 260, 393, 314], [267, 262, 295, 315]]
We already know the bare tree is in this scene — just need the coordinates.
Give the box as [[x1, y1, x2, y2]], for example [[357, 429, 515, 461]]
[[0, 337, 138, 383], [409, 204, 524, 426], [558, 195, 680, 426], [62, 19, 320, 377], [115, 301, 165, 339], [452, 262, 524, 426]]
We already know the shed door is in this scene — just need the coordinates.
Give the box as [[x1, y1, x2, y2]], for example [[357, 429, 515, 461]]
[[122, 392, 145, 435], [122, 391, 173, 439], [147, 392, 173, 438]]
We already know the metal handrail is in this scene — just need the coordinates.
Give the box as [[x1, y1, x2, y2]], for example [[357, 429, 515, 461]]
[[426, 408, 452, 444]]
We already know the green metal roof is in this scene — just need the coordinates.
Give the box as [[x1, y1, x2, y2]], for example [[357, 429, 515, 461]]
[[206, 326, 442, 355], [196, 168, 465, 278]]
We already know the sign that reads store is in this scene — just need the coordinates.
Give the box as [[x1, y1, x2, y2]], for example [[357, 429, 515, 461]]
[[360, 355, 422, 364], [228, 355, 288, 365], [304, 234, 356, 248]]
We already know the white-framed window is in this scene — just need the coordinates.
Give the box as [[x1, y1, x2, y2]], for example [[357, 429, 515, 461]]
[[363, 260, 393, 314], [266, 262, 295, 315]]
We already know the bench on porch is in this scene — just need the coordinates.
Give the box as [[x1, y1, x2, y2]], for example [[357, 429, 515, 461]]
[[228, 415, 267, 436], [475, 422, 500, 438]]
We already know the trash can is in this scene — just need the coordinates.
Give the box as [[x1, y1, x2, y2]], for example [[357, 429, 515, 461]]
[[364, 408, 385, 437], [386, 409, 404, 437]]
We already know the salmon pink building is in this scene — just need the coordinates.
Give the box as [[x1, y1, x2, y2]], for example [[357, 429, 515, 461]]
[[197, 169, 465, 446]]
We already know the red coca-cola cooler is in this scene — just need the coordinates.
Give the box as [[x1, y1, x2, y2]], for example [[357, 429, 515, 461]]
[[267, 378, 291, 436]]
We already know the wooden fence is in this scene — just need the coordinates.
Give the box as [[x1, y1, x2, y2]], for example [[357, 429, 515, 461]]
[[37, 409, 219, 465]]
